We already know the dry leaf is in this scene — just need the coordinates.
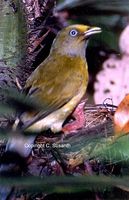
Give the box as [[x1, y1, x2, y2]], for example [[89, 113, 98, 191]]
[[114, 94, 129, 136]]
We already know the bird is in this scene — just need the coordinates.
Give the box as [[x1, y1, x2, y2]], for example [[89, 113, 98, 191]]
[[3, 24, 101, 161], [19, 24, 101, 134]]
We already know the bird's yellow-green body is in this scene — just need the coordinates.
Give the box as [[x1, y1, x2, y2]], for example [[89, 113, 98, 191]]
[[24, 54, 88, 132], [21, 24, 101, 133]]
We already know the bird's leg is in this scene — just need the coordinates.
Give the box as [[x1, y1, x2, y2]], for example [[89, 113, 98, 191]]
[[62, 100, 86, 134]]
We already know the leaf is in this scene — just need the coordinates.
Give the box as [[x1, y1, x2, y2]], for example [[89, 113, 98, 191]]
[[0, 103, 14, 116], [59, 118, 129, 167], [114, 94, 129, 136], [87, 133, 129, 168], [57, 0, 129, 15], [1, 175, 129, 193], [3, 88, 42, 113]]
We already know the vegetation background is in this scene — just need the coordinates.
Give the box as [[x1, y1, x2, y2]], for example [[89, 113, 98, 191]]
[[0, 0, 129, 199]]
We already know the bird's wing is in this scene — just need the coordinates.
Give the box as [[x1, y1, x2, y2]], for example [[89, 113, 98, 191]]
[[24, 55, 87, 119]]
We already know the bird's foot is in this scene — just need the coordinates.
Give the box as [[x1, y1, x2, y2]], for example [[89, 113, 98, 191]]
[[62, 101, 86, 134]]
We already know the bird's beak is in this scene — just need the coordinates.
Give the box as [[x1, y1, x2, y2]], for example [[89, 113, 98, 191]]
[[84, 27, 101, 38]]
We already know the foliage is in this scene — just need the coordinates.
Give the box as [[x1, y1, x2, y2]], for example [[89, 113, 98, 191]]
[[1, 0, 129, 199]]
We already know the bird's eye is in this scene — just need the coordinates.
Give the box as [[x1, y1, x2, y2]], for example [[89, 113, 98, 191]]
[[69, 29, 78, 37]]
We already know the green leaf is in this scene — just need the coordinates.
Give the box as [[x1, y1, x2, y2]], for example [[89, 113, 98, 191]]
[[1, 175, 129, 193], [57, 0, 129, 14], [88, 134, 129, 166]]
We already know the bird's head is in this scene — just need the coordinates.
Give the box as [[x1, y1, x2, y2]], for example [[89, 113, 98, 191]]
[[51, 24, 101, 57]]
